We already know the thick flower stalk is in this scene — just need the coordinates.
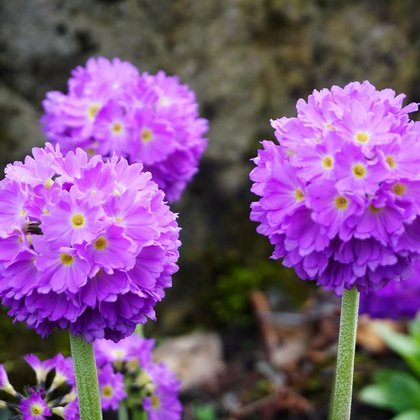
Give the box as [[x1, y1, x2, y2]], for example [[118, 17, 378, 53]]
[[0, 143, 180, 342], [250, 81, 420, 419], [360, 258, 420, 320], [95, 335, 182, 420], [41, 57, 208, 202]]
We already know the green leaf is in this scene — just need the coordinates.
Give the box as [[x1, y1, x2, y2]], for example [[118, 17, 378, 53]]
[[132, 409, 148, 420], [360, 370, 420, 414], [194, 404, 216, 420], [408, 315, 420, 346], [393, 409, 420, 420], [375, 323, 420, 377], [359, 384, 393, 409]]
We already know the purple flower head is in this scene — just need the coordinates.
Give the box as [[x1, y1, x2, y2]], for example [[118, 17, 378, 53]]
[[251, 81, 420, 294], [94, 335, 182, 419], [142, 362, 182, 420], [20, 391, 52, 420], [360, 258, 420, 320], [98, 363, 127, 411], [0, 143, 180, 341], [95, 335, 154, 368], [41, 57, 208, 202]]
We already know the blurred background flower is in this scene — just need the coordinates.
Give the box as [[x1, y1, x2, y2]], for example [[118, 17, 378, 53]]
[[41, 58, 208, 202]]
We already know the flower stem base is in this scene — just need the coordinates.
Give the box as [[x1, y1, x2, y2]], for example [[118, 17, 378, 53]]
[[69, 333, 102, 420], [330, 287, 360, 420]]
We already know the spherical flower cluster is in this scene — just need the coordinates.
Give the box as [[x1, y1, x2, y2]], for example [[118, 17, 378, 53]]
[[360, 258, 420, 320], [0, 143, 180, 341], [251, 81, 420, 294], [95, 335, 182, 420], [0, 354, 76, 419], [41, 57, 209, 202]]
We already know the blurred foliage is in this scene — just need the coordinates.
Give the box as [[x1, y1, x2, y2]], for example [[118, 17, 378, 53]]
[[211, 261, 308, 326], [193, 404, 217, 420], [359, 315, 420, 419]]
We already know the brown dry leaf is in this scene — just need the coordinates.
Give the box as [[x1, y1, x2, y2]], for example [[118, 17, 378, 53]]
[[357, 315, 402, 353]]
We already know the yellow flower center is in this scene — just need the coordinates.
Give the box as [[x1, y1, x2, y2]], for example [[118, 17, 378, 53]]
[[355, 132, 369, 143], [322, 156, 334, 169], [294, 188, 304, 202], [335, 196, 349, 210], [140, 128, 153, 143], [44, 178, 54, 189], [151, 395, 160, 409], [60, 253, 74, 266], [71, 213, 85, 228], [87, 103, 100, 121], [159, 96, 170, 106], [30, 403, 44, 416], [102, 385, 113, 398], [111, 122, 123, 135], [392, 182, 406, 196], [352, 164, 366, 179], [286, 149, 295, 157], [386, 155, 396, 169], [369, 204, 382, 214], [111, 350, 126, 359], [94, 236, 107, 250], [20, 209, 26, 216], [137, 371, 152, 387]]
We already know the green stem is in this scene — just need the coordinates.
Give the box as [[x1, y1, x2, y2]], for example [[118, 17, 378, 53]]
[[133, 409, 148, 420], [69, 333, 103, 420], [135, 324, 144, 337], [330, 288, 360, 420], [118, 402, 129, 420]]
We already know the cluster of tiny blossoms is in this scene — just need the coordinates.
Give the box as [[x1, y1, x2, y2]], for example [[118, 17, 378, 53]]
[[95, 335, 182, 420], [0, 353, 127, 419], [0, 354, 78, 419], [360, 258, 420, 320], [251, 81, 420, 294], [0, 143, 180, 341], [41, 57, 208, 202]]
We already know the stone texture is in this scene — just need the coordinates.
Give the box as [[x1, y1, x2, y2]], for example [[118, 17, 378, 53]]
[[154, 332, 225, 390]]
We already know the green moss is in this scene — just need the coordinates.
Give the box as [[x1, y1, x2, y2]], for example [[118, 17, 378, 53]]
[[211, 260, 308, 326]]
